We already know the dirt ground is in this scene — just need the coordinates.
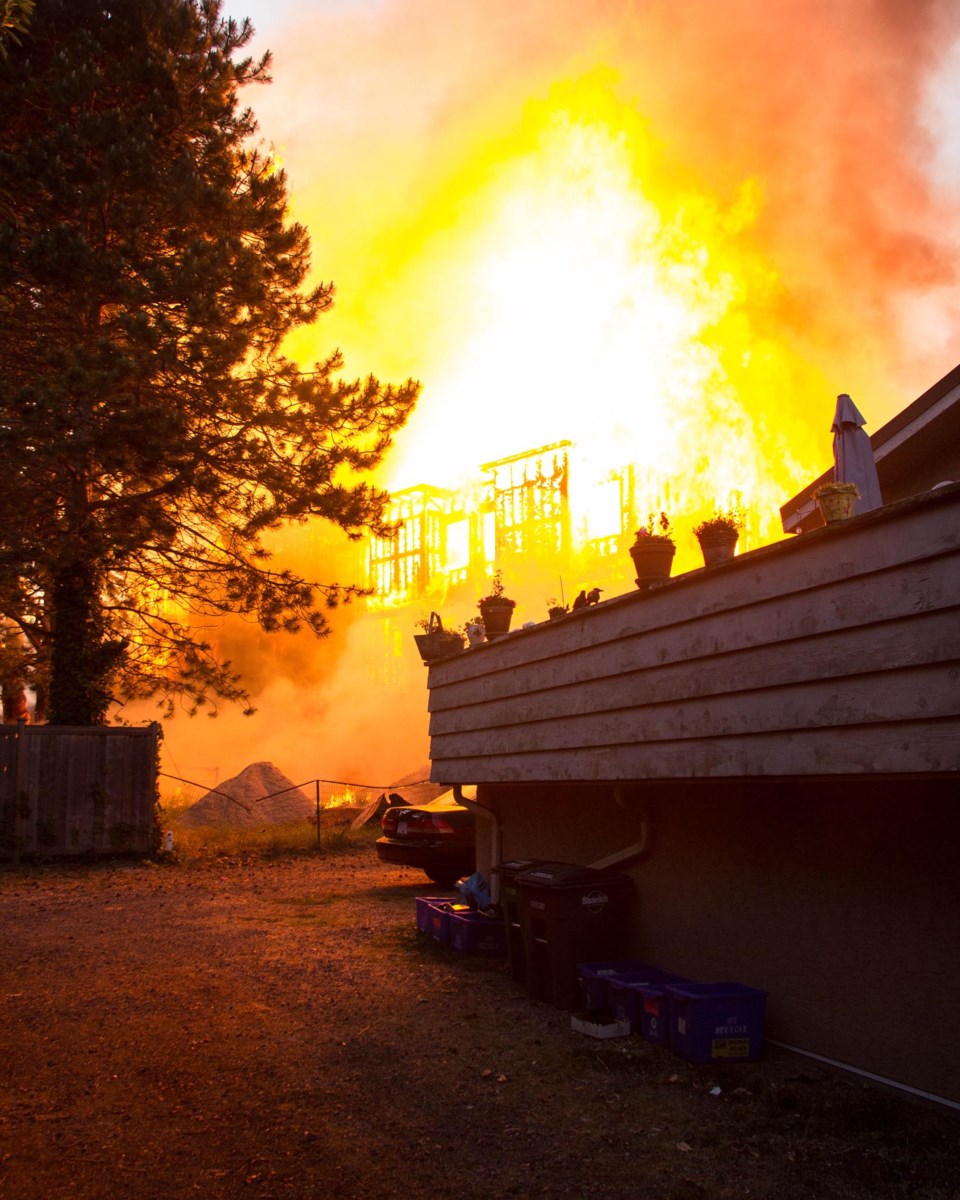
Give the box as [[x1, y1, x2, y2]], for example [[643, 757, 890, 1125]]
[[1, 844, 957, 1200]]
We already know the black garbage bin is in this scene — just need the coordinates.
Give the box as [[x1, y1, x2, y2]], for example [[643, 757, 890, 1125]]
[[492, 860, 542, 983], [515, 862, 635, 1010]]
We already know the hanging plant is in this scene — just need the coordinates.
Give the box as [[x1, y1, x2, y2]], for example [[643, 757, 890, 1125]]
[[413, 613, 464, 664], [815, 481, 860, 523]]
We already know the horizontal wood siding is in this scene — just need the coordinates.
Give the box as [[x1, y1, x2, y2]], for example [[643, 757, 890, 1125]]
[[427, 484, 960, 782], [0, 725, 158, 858]]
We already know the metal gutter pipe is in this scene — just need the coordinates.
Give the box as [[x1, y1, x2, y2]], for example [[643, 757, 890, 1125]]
[[588, 786, 652, 871], [452, 784, 502, 902]]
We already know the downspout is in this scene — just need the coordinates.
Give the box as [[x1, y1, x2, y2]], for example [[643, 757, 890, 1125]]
[[588, 785, 652, 872], [452, 784, 502, 902], [452, 784, 649, 895]]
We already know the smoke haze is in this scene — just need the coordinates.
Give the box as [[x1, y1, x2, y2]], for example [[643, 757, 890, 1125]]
[[151, 0, 960, 792]]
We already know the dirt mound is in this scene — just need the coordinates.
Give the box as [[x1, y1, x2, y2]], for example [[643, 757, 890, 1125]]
[[177, 761, 315, 828]]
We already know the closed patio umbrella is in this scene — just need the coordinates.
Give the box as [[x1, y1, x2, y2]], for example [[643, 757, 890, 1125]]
[[832, 393, 882, 515]]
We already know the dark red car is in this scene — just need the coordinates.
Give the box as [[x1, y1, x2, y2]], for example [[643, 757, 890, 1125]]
[[376, 789, 476, 887]]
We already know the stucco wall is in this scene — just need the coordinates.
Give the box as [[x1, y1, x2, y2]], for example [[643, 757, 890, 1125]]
[[480, 777, 960, 1104]]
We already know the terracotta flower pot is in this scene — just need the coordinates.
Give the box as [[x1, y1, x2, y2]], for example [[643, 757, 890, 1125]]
[[629, 537, 675, 588], [696, 525, 739, 566]]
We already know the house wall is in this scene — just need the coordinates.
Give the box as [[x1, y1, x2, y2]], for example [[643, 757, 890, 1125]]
[[428, 483, 960, 785], [432, 482, 960, 1101], [481, 777, 960, 1104]]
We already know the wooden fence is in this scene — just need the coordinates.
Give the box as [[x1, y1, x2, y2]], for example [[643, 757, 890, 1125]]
[[0, 723, 160, 859]]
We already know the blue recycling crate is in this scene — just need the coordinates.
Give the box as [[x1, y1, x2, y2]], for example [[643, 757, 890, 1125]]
[[667, 982, 768, 1063], [607, 970, 686, 1036], [415, 898, 470, 945], [415, 897, 451, 939], [447, 909, 507, 956], [576, 960, 661, 1011], [636, 983, 673, 1047]]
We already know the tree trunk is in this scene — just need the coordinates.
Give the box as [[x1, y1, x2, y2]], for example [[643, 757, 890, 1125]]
[[48, 561, 116, 726], [0, 628, 29, 722]]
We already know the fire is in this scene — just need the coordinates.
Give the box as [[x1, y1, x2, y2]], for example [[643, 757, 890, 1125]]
[[325, 785, 356, 809], [365, 74, 823, 581]]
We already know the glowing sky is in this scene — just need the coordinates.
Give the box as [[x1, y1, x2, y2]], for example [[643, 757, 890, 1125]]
[[154, 0, 960, 791], [222, 0, 960, 482]]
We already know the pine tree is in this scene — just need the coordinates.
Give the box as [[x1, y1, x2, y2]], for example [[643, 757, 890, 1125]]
[[0, 0, 419, 724], [0, 1, 33, 59]]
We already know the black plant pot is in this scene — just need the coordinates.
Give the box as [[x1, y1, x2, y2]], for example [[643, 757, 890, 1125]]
[[479, 600, 515, 639]]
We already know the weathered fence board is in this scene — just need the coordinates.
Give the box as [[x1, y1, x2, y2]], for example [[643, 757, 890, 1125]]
[[0, 724, 159, 859]]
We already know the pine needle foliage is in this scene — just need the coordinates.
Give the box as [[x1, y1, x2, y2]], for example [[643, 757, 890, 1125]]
[[0, 0, 419, 724], [0, 0, 33, 58]]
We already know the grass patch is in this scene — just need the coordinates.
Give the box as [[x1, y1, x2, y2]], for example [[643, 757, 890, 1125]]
[[159, 810, 379, 863]]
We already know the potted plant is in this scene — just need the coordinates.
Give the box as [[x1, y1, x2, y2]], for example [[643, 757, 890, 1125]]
[[629, 512, 676, 588], [815, 481, 860, 524], [478, 569, 516, 639], [413, 612, 464, 664], [546, 598, 568, 620], [693, 503, 744, 567]]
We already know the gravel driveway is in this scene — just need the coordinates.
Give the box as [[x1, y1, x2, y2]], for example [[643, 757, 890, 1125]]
[[1, 850, 956, 1200]]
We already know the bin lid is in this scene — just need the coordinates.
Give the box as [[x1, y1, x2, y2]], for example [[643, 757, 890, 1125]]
[[666, 981, 769, 1001], [515, 861, 631, 889], [492, 859, 540, 876]]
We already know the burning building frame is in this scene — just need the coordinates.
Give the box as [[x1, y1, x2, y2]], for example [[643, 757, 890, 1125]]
[[364, 441, 676, 628], [483, 441, 572, 564], [367, 440, 676, 618]]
